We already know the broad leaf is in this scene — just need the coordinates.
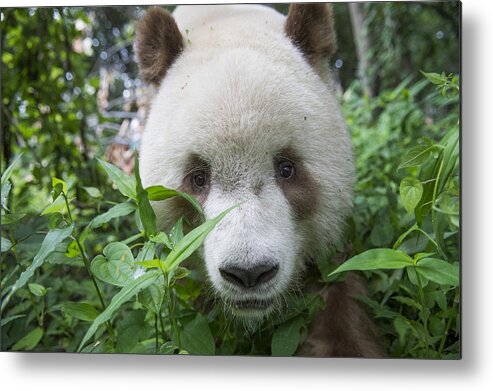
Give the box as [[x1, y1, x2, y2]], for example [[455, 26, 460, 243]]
[[90, 201, 136, 228], [62, 302, 100, 321], [139, 283, 164, 314], [91, 242, 136, 287], [134, 157, 157, 237], [41, 193, 67, 216], [164, 205, 236, 272], [328, 249, 414, 277], [150, 231, 172, 250], [12, 327, 44, 351], [83, 186, 102, 198], [78, 269, 161, 350], [416, 258, 459, 286], [1, 236, 12, 252], [52, 177, 67, 195], [1, 212, 26, 225], [398, 144, 436, 170], [2, 224, 73, 311], [28, 283, 46, 297], [1, 153, 23, 187], [97, 158, 137, 200], [115, 310, 147, 353], [180, 313, 215, 355], [271, 316, 304, 356], [400, 177, 423, 213], [146, 185, 204, 219]]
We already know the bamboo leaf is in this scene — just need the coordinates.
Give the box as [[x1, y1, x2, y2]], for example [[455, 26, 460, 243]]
[[328, 249, 414, 277], [97, 158, 137, 200]]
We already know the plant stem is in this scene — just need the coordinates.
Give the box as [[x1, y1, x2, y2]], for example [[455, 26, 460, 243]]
[[165, 275, 181, 349], [155, 313, 159, 352], [159, 312, 167, 342], [62, 192, 114, 339], [414, 266, 431, 355], [438, 297, 456, 355], [121, 232, 143, 245]]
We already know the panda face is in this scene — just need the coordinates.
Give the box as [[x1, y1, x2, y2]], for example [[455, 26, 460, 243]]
[[137, 5, 355, 323], [183, 149, 309, 319]]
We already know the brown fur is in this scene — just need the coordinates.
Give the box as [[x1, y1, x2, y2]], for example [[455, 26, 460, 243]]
[[275, 147, 320, 219], [297, 271, 384, 357], [284, 4, 337, 77], [135, 7, 184, 86], [164, 154, 211, 228]]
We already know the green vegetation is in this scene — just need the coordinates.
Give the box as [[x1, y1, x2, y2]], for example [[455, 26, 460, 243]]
[[1, 5, 459, 357]]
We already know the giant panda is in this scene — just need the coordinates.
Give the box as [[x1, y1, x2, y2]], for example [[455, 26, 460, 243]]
[[135, 4, 382, 357]]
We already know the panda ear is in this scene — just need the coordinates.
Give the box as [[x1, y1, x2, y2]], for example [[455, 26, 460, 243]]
[[135, 7, 184, 86], [284, 4, 337, 73]]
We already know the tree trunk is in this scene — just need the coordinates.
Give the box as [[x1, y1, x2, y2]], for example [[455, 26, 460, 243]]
[[348, 3, 374, 97]]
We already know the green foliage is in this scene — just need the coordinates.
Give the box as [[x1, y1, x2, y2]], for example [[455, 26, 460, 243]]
[[337, 71, 460, 358]]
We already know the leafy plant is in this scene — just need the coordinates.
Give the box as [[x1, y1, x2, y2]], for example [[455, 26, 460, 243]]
[[335, 71, 460, 358]]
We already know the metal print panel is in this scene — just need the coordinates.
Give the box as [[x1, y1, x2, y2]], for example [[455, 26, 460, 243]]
[[0, 2, 460, 358]]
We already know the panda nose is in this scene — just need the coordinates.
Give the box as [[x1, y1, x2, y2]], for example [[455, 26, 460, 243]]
[[219, 263, 279, 289]]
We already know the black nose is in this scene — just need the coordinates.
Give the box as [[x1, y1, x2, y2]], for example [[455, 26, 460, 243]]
[[219, 263, 279, 289]]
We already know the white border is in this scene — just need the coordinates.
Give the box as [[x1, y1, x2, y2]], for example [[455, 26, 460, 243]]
[[2, 0, 493, 389]]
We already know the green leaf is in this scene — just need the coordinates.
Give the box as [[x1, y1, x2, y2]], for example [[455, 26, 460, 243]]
[[97, 158, 137, 200], [90, 201, 137, 229], [406, 266, 429, 288], [159, 341, 178, 354], [170, 217, 184, 247], [146, 185, 204, 219], [421, 71, 446, 85], [139, 283, 164, 314], [1, 314, 26, 327], [398, 144, 437, 170], [1, 152, 23, 187], [12, 327, 43, 351], [135, 259, 164, 269], [400, 177, 423, 213], [271, 316, 304, 356], [1, 236, 12, 252], [416, 258, 459, 286], [173, 266, 191, 280], [40, 193, 67, 216], [393, 316, 412, 346], [2, 224, 73, 312], [83, 186, 102, 198], [1, 212, 27, 225], [28, 283, 46, 297], [328, 249, 414, 277], [61, 302, 100, 321], [1, 181, 12, 210], [52, 177, 67, 195], [164, 205, 236, 272], [134, 157, 157, 237], [150, 231, 172, 249], [115, 310, 147, 353], [91, 242, 136, 287], [78, 269, 161, 351], [180, 313, 215, 355], [65, 240, 81, 258]]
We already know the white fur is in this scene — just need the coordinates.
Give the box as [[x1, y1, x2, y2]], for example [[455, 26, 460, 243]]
[[140, 5, 354, 319]]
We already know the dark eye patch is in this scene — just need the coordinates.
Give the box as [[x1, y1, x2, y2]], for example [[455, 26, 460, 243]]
[[166, 154, 211, 228], [183, 154, 211, 197], [274, 147, 319, 219]]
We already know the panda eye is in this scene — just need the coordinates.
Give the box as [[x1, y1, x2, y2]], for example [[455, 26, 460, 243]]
[[278, 161, 295, 179], [192, 170, 208, 188]]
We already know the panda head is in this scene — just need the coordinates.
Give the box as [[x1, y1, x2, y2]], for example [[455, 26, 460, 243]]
[[135, 4, 354, 322]]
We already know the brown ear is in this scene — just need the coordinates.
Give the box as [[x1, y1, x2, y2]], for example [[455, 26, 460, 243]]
[[284, 4, 337, 74], [135, 7, 184, 86]]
